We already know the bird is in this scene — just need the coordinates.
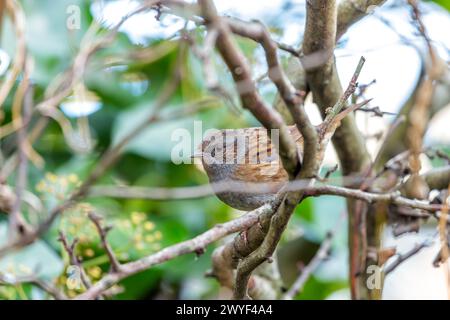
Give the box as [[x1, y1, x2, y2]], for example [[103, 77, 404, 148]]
[[194, 98, 371, 210], [196, 126, 304, 210]]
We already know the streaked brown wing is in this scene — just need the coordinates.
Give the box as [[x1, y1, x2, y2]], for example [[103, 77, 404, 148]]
[[232, 125, 303, 184]]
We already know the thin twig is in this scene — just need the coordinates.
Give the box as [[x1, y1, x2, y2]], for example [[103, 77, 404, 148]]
[[0, 0, 26, 110], [324, 56, 366, 123], [0, 272, 67, 300], [384, 240, 432, 275], [0, 0, 165, 178], [88, 212, 122, 273], [88, 181, 444, 214], [357, 106, 397, 117], [284, 231, 334, 299], [198, 0, 300, 177], [0, 47, 188, 257], [9, 76, 32, 238], [58, 232, 92, 290], [74, 203, 272, 300]]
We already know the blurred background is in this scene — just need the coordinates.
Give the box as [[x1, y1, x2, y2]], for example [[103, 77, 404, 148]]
[[0, 0, 450, 299]]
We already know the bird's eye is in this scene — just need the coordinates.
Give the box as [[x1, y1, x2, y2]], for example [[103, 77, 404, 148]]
[[211, 149, 216, 157]]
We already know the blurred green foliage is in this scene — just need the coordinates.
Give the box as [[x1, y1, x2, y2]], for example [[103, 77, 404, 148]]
[[432, 0, 450, 11], [0, 0, 349, 300]]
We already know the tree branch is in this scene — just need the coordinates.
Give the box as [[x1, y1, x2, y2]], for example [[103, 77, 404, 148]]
[[88, 180, 445, 214], [198, 0, 300, 177], [283, 231, 334, 300], [0, 272, 67, 300], [336, 0, 387, 40], [0, 46, 189, 258], [303, 0, 370, 176], [74, 204, 271, 300], [58, 232, 92, 290], [88, 212, 122, 273], [423, 165, 450, 191], [384, 240, 432, 275]]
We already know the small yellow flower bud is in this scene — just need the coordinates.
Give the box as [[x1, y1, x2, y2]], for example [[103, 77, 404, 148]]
[[68, 174, 79, 183], [154, 231, 162, 241], [84, 248, 95, 257], [131, 212, 146, 225], [143, 221, 155, 231], [88, 266, 102, 279], [45, 172, 58, 183]]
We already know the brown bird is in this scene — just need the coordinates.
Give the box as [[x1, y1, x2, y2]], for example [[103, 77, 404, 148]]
[[196, 126, 304, 210], [196, 99, 370, 210]]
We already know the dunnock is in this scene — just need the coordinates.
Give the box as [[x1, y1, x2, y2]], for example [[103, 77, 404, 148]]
[[197, 126, 304, 210], [195, 98, 371, 210]]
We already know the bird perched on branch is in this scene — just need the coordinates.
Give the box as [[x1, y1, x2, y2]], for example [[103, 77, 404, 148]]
[[194, 98, 371, 210], [195, 126, 304, 210]]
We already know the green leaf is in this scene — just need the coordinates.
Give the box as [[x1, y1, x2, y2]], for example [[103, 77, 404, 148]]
[[277, 236, 320, 286], [310, 196, 346, 246], [432, 0, 450, 11], [112, 103, 229, 161], [294, 197, 314, 222], [2, 0, 92, 86], [116, 268, 163, 299], [296, 276, 347, 300]]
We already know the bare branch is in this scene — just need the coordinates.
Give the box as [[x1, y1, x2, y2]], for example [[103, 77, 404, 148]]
[[336, 0, 387, 40], [58, 232, 92, 290], [323, 56, 366, 123], [284, 231, 334, 300], [384, 241, 432, 275], [88, 212, 122, 273], [303, 0, 370, 176], [221, 18, 319, 174], [0, 0, 26, 110], [423, 165, 450, 191], [198, 0, 300, 177], [9, 73, 33, 238], [74, 204, 272, 300], [0, 50, 191, 257], [88, 180, 445, 214], [0, 272, 67, 300]]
